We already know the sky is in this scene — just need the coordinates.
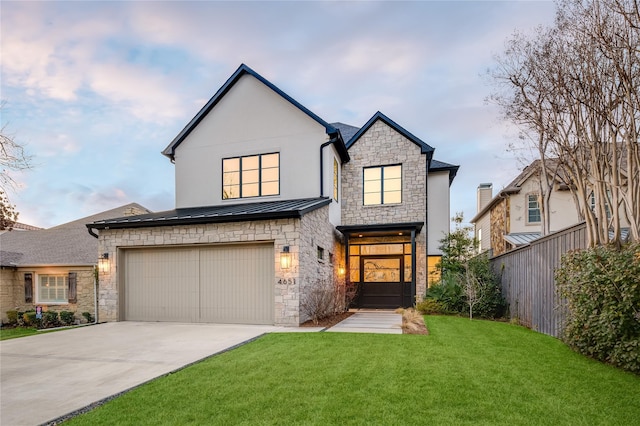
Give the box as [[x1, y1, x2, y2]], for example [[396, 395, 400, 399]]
[[1, 0, 557, 229]]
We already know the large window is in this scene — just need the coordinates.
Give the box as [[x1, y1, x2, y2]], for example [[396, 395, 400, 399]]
[[222, 153, 279, 199], [527, 193, 541, 224], [38, 274, 68, 303], [363, 165, 402, 205]]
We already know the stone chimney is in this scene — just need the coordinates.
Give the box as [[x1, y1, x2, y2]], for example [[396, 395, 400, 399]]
[[477, 183, 493, 212]]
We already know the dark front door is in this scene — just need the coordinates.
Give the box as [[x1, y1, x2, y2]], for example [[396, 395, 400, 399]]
[[358, 255, 404, 308]]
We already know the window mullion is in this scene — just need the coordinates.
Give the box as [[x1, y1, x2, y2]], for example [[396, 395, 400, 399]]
[[258, 154, 263, 197], [238, 157, 243, 198], [380, 167, 385, 204]]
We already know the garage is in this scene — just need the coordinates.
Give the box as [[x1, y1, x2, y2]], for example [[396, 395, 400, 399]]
[[123, 243, 274, 324]]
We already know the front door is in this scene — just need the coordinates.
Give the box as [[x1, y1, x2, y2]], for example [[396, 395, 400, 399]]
[[359, 255, 404, 308]]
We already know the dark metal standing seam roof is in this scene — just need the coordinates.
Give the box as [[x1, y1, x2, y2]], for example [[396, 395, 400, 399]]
[[87, 197, 332, 232]]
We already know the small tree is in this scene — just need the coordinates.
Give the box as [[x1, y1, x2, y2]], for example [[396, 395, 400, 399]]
[[431, 213, 506, 319]]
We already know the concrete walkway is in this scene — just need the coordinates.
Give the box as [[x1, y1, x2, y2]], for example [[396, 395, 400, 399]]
[[326, 311, 403, 334]]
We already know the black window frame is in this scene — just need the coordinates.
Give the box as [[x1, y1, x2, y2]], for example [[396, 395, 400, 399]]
[[363, 164, 402, 206], [222, 152, 280, 200]]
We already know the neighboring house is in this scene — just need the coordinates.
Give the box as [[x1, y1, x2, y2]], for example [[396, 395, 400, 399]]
[[0, 222, 43, 235], [471, 159, 630, 256], [87, 64, 459, 326], [0, 203, 150, 323]]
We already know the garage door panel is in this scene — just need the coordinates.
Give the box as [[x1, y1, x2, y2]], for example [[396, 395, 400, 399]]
[[200, 244, 274, 324], [125, 249, 199, 322], [124, 244, 273, 324]]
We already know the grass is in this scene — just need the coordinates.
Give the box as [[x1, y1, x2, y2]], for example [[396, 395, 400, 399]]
[[66, 316, 639, 425], [0, 325, 76, 340], [0, 327, 39, 340]]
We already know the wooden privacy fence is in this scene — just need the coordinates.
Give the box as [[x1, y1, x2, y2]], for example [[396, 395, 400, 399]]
[[490, 223, 587, 338]]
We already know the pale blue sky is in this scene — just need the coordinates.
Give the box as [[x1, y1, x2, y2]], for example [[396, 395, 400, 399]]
[[1, 1, 556, 228]]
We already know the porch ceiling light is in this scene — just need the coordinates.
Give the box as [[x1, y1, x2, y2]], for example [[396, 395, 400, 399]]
[[280, 246, 292, 270], [98, 253, 110, 273]]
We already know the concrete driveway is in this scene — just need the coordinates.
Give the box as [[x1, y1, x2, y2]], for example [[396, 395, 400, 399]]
[[0, 322, 293, 426]]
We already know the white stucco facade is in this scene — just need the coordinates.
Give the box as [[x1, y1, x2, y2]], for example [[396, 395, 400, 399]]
[[174, 74, 330, 209]]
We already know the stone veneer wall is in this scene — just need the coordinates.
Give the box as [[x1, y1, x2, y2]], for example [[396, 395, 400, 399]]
[[1, 267, 96, 323], [298, 204, 344, 323], [0, 268, 17, 322], [97, 215, 322, 326], [341, 120, 428, 300], [490, 198, 509, 256]]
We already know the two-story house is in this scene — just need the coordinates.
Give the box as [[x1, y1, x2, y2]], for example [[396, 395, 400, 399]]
[[87, 64, 458, 326]]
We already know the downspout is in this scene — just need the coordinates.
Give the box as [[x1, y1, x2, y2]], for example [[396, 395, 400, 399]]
[[425, 152, 432, 296], [93, 266, 99, 324], [87, 225, 99, 239]]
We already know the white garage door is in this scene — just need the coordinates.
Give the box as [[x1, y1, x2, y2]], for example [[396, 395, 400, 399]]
[[124, 244, 274, 324]]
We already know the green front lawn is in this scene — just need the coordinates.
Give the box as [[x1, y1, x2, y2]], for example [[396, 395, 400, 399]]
[[0, 327, 39, 340], [67, 316, 639, 425]]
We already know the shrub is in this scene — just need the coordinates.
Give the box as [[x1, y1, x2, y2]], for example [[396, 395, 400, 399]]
[[6, 310, 18, 324], [300, 278, 348, 324], [82, 311, 94, 323], [415, 299, 447, 315], [556, 243, 640, 374], [466, 254, 507, 319], [23, 311, 41, 328], [42, 311, 59, 328], [424, 276, 466, 314], [59, 311, 76, 326]]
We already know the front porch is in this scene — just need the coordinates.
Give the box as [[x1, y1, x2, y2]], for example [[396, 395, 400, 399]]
[[337, 222, 424, 309]]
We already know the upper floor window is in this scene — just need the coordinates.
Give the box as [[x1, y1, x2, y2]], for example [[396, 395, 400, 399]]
[[222, 153, 279, 199], [589, 190, 611, 219], [363, 165, 402, 205], [333, 159, 339, 202], [527, 193, 541, 224]]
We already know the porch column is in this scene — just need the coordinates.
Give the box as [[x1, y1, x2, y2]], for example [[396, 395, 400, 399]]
[[411, 228, 417, 306]]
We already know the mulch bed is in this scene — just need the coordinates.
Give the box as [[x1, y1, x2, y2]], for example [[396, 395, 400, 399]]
[[300, 311, 354, 328]]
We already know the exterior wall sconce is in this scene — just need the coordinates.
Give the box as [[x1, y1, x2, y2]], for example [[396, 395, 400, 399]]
[[338, 266, 345, 276], [280, 246, 292, 270], [98, 253, 110, 273]]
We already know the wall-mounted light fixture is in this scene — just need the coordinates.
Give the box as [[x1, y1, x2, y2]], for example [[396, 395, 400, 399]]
[[280, 246, 291, 270], [98, 253, 109, 273], [338, 266, 345, 276]]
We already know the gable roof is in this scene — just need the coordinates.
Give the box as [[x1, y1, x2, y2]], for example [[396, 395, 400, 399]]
[[87, 198, 330, 232], [345, 111, 435, 158], [162, 64, 349, 163], [0, 203, 151, 267], [470, 159, 566, 224]]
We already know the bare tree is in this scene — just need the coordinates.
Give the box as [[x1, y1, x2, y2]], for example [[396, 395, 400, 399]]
[[1, 105, 32, 230], [490, 0, 640, 247]]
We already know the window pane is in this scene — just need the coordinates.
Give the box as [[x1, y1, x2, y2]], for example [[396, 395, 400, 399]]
[[384, 165, 402, 179], [364, 180, 381, 193], [261, 181, 279, 196], [360, 244, 403, 255], [385, 178, 402, 191], [363, 259, 401, 282], [349, 255, 360, 282], [242, 183, 259, 197], [405, 255, 412, 282], [261, 153, 279, 168], [243, 169, 259, 184], [223, 171, 239, 185], [223, 158, 240, 172], [384, 190, 402, 204], [223, 184, 239, 199], [262, 168, 279, 182], [364, 167, 381, 181], [242, 155, 259, 171], [364, 192, 381, 205], [350, 246, 360, 255]]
